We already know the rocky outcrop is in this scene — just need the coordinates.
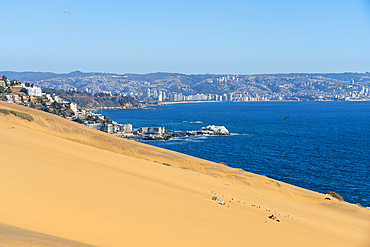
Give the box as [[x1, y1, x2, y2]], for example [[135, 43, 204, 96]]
[[187, 125, 230, 136], [142, 125, 230, 140], [199, 125, 230, 135]]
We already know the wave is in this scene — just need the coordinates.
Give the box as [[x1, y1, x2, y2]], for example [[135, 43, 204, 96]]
[[165, 138, 206, 144], [230, 133, 253, 136], [183, 121, 203, 123]]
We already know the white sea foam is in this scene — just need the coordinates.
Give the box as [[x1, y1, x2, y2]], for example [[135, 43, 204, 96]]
[[183, 120, 203, 123], [230, 133, 252, 136]]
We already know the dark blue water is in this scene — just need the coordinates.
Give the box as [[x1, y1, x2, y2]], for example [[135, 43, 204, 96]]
[[103, 102, 370, 207]]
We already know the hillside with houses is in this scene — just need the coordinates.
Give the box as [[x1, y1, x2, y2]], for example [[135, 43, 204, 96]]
[[2, 71, 370, 102], [0, 75, 134, 135]]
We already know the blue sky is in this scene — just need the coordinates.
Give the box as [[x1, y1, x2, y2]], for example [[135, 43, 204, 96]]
[[1, 0, 370, 74]]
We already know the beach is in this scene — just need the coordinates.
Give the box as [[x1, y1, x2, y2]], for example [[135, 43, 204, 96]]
[[0, 100, 369, 247]]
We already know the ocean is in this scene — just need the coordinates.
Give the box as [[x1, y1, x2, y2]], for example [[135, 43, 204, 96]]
[[103, 101, 370, 208]]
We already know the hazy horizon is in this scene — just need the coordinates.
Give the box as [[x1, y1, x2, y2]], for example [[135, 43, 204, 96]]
[[2, 1, 370, 75], [1, 70, 370, 76]]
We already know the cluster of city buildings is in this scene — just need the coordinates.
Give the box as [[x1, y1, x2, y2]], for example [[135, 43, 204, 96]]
[[146, 86, 370, 103], [147, 88, 238, 102], [148, 91, 275, 102], [22, 72, 370, 103], [86, 120, 133, 135]]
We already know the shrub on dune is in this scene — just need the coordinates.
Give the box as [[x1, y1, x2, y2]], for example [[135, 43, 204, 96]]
[[0, 109, 34, 122]]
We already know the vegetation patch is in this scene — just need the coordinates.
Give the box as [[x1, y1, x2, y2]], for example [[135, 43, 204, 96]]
[[0, 109, 34, 121], [270, 179, 281, 187], [218, 162, 227, 166], [153, 161, 171, 166], [43, 88, 138, 108], [326, 192, 344, 201]]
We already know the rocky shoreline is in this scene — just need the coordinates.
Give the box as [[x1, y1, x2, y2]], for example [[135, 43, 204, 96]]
[[142, 125, 230, 141]]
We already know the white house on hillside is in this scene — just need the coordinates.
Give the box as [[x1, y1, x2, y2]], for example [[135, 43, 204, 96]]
[[24, 85, 42, 97], [69, 102, 78, 113]]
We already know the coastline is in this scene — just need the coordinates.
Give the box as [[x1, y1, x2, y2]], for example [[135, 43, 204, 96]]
[[85, 99, 370, 112], [1, 100, 369, 247], [164, 100, 219, 104], [103, 101, 370, 207]]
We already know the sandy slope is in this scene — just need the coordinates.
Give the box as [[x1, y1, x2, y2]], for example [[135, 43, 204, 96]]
[[0, 101, 369, 247]]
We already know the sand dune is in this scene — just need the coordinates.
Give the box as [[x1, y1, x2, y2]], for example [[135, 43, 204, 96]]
[[0, 101, 369, 247]]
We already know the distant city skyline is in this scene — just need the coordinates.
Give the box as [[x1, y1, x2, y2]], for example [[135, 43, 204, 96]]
[[1, 0, 370, 74]]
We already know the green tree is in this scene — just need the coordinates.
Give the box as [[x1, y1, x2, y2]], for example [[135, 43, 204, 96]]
[[74, 117, 84, 124], [37, 97, 44, 104], [10, 80, 19, 86], [43, 106, 50, 112], [104, 115, 112, 124], [52, 101, 61, 109]]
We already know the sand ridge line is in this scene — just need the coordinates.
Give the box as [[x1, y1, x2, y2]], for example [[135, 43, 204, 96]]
[[0, 223, 96, 247]]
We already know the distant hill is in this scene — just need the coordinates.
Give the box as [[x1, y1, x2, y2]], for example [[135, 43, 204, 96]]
[[2, 70, 369, 82], [265, 72, 370, 82], [2, 71, 370, 102], [0, 70, 119, 81]]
